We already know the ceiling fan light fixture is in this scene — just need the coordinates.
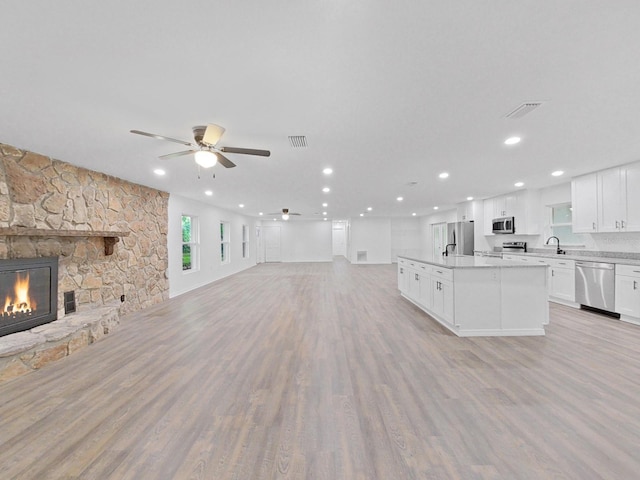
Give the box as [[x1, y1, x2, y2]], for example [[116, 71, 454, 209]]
[[194, 150, 218, 168], [282, 213, 290, 221]]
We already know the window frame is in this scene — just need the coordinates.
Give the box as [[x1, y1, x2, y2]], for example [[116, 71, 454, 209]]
[[220, 221, 231, 264], [181, 214, 199, 272], [242, 224, 249, 259], [547, 203, 584, 247]]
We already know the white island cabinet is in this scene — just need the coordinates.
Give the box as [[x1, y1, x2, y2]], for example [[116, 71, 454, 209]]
[[398, 255, 548, 337]]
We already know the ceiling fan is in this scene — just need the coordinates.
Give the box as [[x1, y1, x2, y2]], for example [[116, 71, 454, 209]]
[[130, 124, 270, 169], [268, 208, 301, 220]]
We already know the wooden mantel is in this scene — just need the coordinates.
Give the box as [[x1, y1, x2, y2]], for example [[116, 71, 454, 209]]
[[0, 227, 130, 256]]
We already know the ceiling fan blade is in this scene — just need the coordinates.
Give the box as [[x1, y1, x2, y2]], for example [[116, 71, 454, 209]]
[[130, 130, 193, 146], [219, 146, 271, 157], [159, 150, 197, 159], [216, 152, 236, 168], [202, 124, 226, 146]]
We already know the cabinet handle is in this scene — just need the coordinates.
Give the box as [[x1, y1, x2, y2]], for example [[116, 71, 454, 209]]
[[415, 273, 419, 281], [551, 270, 555, 277], [400, 268, 403, 273], [616, 220, 620, 229], [634, 281, 638, 290], [593, 222, 596, 230], [558, 262, 566, 265], [622, 220, 626, 229], [436, 270, 443, 274]]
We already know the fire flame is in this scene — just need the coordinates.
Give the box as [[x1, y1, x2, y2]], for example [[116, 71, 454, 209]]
[[3, 272, 36, 314]]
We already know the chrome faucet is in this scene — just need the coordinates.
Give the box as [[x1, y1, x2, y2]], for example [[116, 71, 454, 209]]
[[443, 243, 457, 256], [545, 236, 565, 254]]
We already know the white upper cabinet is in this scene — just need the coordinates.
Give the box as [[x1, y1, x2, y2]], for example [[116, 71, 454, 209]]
[[571, 172, 599, 233], [573, 161, 640, 233], [456, 200, 475, 222], [622, 162, 640, 231]]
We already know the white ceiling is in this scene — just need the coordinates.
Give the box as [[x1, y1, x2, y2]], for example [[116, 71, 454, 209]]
[[2, 1, 640, 220]]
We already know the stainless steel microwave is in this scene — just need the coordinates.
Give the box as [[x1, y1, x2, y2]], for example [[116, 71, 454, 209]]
[[492, 216, 515, 234]]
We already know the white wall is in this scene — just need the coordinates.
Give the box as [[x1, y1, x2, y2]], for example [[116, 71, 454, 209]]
[[349, 217, 392, 264], [391, 217, 422, 261], [279, 220, 333, 262], [168, 194, 257, 298]]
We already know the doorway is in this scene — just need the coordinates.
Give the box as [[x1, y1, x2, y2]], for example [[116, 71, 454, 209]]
[[332, 221, 347, 257], [263, 225, 282, 262], [432, 222, 447, 258]]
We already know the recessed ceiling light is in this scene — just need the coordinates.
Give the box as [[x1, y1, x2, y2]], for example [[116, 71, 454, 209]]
[[504, 136, 521, 145], [397, 196, 403, 202], [239, 204, 244, 208], [205, 190, 213, 196], [322, 187, 330, 193], [551, 170, 564, 177], [153, 168, 166, 176], [466, 196, 474, 201], [259, 212, 264, 216], [324, 218, 327, 221], [322, 202, 328, 207], [412, 212, 417, 216], [433, 206, 439, 210], [514, 181, 524, 187], [323, 167, 333, 175], [439, 172, 449, 179], [360, 213, 364, 217], [322, 212, 327, 216], [367, 207, 372, 211]]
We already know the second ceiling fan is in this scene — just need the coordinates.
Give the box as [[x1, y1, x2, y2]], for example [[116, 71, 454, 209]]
[[130, 123, 270, 169]]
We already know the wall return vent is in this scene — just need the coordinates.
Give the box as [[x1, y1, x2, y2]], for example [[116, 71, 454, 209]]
[[288, 135, 308, 148], [505, 102, 544, 119]]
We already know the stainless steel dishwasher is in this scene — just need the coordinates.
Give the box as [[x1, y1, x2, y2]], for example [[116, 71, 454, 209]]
[[575, 261, 616, 312]]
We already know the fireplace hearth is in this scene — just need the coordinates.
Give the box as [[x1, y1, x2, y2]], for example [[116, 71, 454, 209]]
[[0, 257, 58, 337]]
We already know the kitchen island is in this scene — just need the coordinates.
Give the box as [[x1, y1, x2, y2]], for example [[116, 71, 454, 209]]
[[398, 255, 548, 336]]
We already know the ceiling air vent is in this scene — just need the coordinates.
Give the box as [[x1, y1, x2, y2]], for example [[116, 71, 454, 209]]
[[505, 102, 544, 119], [288, 135, 308, 148]]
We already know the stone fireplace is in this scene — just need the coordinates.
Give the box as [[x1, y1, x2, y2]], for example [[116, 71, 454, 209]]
[[0, 142, 169, 382], [0, 256, 58, 337]]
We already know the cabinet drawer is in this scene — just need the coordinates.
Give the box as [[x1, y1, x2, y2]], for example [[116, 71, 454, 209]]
[[431, 266, 454, 281], [616, 264, 640, 278], [546, 258, 575, 269]]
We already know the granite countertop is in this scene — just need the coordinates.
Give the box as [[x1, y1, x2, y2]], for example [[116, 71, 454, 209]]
[[502, 251, 640, 267], [398, 255, 547, 269]]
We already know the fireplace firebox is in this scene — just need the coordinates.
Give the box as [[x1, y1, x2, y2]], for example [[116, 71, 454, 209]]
[[0, 257, 58, 337]]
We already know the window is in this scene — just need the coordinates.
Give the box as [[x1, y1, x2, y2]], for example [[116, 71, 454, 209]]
[[549, 203, 582, 245], [182, 215, 198, 271], [242, 224, 249, 258], [220, 221, 230, 264]]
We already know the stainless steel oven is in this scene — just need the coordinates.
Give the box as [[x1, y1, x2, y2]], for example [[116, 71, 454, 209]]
[[492, 216, 515, 234]]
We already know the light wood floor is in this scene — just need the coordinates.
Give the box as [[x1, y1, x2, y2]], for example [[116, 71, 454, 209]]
[[1, 259, 640, 479]]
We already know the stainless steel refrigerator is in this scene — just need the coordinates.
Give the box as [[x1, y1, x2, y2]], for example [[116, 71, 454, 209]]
[[446, 221, 475, 256]]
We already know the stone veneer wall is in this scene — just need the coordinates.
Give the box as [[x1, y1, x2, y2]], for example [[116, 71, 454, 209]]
[[0, 143, 169, 318]]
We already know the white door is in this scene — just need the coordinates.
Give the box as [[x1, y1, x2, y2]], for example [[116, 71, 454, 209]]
[[432, 223, 447, 258], [263, 226, 282, 262], [255, 226, 264, 263], [332, 221, 346, 257]]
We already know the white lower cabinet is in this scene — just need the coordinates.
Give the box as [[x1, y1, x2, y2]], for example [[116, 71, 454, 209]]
[[431, 277, 454, 326], [503, 254, 576, 306], [397, 259, 409, 295], [547, 258, 575, 304], [615, 265, 640, 324]]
